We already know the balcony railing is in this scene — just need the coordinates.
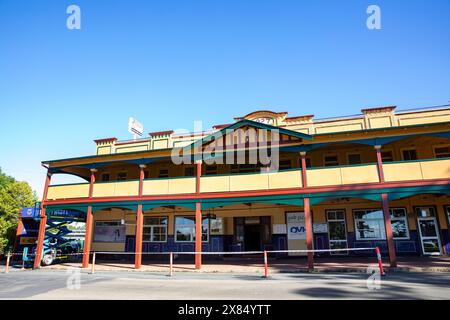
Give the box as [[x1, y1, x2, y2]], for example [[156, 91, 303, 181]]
[[45, 158, 450, 201]]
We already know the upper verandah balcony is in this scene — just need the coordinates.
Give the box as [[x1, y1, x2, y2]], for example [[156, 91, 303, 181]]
[[42, 116, 450, 202]]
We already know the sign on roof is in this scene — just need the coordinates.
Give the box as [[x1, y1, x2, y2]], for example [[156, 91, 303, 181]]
[[128, 117, 144, 137]]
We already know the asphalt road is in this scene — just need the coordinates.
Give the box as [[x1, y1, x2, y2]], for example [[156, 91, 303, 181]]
[[1, 269, 450, 300]]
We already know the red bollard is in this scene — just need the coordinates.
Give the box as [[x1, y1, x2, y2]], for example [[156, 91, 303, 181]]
[[169, 252, 173, 277], [91, 252, 96, 274], [5, 252, 11, 273], [263, 250, 268, 278], [375, 247, 385, 276]]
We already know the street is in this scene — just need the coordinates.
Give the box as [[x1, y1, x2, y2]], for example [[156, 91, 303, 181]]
[[1, 269, 450, 299]]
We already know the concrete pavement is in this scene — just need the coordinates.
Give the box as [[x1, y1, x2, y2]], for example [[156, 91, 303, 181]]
[[1, 269, 450, 299]]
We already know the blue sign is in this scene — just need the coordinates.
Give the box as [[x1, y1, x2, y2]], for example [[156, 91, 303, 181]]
[[49, 209, 85, 218], [21, 207, 40, 218]]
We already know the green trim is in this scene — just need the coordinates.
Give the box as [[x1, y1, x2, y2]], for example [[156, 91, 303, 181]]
[[45, 204, 89, 213], [381, 157, 450, 165], [48, 182, 89, 187]]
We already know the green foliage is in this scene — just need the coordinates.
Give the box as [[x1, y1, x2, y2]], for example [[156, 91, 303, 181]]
[[0, 167, 37, 254]]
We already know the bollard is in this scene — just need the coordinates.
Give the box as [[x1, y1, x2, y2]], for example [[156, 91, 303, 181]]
[[5, 252, 11, 273], [263, 250, 268, 278], [375, 247, 385, 276], [91, 252, 96, 274], [169, 251, 173, 277]]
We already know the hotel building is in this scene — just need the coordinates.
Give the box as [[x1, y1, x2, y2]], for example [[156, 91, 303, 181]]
[[31, 105, 450, 269]]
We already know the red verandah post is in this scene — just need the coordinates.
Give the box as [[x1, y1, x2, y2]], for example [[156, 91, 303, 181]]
[[169, 251, 173, 277], [375, 247, 385, 276]]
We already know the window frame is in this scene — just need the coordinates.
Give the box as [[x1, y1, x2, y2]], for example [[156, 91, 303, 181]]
[[401, 148, 418, 161], [347, 153, 362, 165], [101, 173, 110, 182], [433, 145, 450, 158], [117, 172, 127, 181], [142, 216, 168, 243], [158, 168, 169, 178], [353, 209, 387, 241], [389, 208, 410, 240], [323, 154, 339, 167], [380, 149, 394, 162], [174, 216, 210, 243]]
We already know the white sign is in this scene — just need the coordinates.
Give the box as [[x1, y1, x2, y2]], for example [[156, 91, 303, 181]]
[[253, 117, 274, 125], [128, 117, 144, 137], [286, 212, 306, 240], [273, 224, 287, 234], [313, 223, 328, 233]]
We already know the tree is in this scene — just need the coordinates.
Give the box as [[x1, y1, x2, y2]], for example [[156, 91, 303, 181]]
[[0, 168, 37, 254]]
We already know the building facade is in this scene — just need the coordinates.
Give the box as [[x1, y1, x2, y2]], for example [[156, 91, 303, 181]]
[[33, 105, 450, 269]]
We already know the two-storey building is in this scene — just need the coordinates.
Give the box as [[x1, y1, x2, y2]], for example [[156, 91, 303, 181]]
[[33, 105, 450, 269]]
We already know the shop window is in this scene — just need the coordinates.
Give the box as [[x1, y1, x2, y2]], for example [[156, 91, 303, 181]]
[[434, 146, 450, 158], [324, 155, 339, 167], [143, 217, 167, 242], [354, 209, 386, 240], [390, 208, 409, 239], [184, 167, 195, 177], [381, 151, 394, 162], [175, 216, 209, 242], [117, 172, 127, 181], [347, 153, 362, 165], [101, 173, 110, 182], [402, 149, 417, 161], [158, 169, 169, 178], [93, 221, 125, 243]]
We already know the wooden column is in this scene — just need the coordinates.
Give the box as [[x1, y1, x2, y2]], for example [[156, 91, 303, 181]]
[[381, 193, 397, 268], [304, 197, 314, 269], [82, 169, 97, 268], [375, 145, 385, 183], [34, 171, 52, 269], [195, 160, 202, 269], [135, 165, 146, 269], [299, 151, 308, 187]]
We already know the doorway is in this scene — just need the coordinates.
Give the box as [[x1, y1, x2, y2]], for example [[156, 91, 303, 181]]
[[326, 210, 348, 255], [244, 225, 262, 251], [416, 207, 442, 255]]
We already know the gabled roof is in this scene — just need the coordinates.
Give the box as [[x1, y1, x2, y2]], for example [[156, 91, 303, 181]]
[[183, 119, 312, 153]]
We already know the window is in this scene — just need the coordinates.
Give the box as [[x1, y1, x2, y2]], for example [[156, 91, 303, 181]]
[[390, 208, 409, 239], [354, 209, 386, 240], [279, 160, 292, 170], [101, 173, 110, 181], [238, 164, 257, 173], [143, 217, 167, 242], [159, 169, 169, 178], [347, 153, 362, 165], [324, 155, 339, 167], [184, 167, 195, 177], [402, 149, 417, 161], [327, 210, 348, 254], [94, 221, 126, 243], [415, 206, 436, 218], [434, 146, 450, 158], [205, 165, 218, 175], [144, 171, 150, 179], [117, 172, 127, 181], [381, 151, 394, 162], [175, 216, 209, 242]]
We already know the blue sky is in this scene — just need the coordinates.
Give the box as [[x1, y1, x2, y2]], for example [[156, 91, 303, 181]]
[[0, 0, 449, 196]]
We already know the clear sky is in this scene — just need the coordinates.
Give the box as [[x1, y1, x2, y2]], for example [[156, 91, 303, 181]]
[[0, 0, 449, 197]]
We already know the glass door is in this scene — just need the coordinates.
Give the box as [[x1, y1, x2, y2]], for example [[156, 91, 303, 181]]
[[415, 207, 442, 255], [327, 210, 348, 255]]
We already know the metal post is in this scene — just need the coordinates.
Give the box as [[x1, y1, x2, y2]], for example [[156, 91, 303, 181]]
[[5, 252, 10, 273], [375, 247, 385, 276], [263, 250, 268, 278], [91, 252, 96, 274]]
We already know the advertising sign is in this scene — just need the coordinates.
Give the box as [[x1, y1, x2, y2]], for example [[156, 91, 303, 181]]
[[128, 117, 144, 137], [20, 207, 40, 218], [286, 212, 307, 256]]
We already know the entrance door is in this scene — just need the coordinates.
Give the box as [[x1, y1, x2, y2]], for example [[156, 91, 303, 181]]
[[326, 210, 348, 255], [244, 225, 262, 251], [416, 207, 442, 255]]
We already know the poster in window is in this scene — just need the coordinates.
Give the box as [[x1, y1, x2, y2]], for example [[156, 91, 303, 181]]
[[94, 222, 126, 242], [210, 218, 224, 235]]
